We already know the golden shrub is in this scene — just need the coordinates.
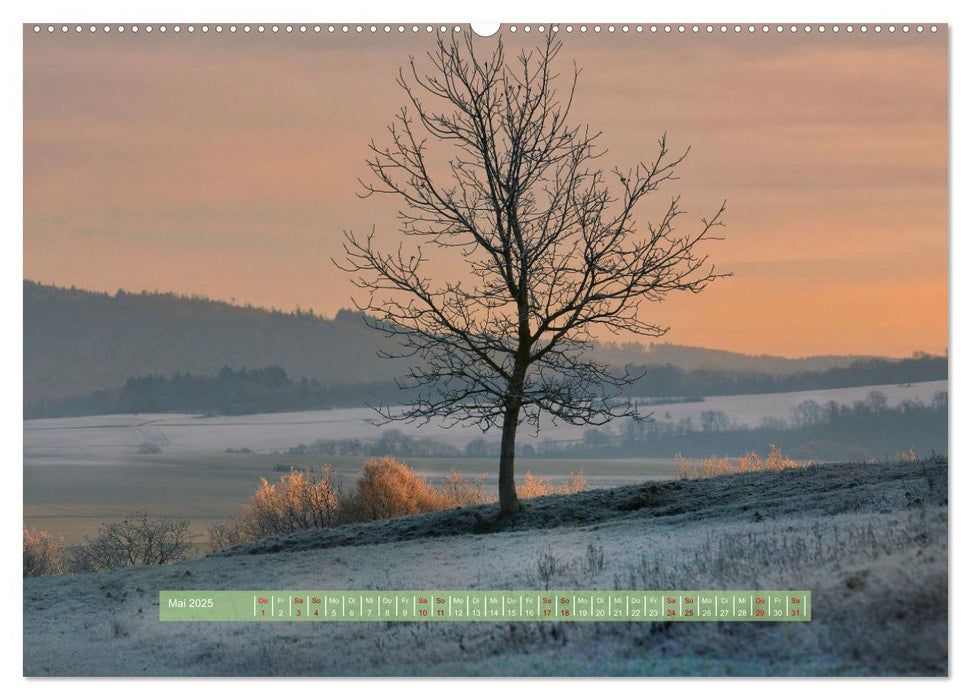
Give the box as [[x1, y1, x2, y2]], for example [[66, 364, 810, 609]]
[[23, 526, 66, 577], [209, 458, 595, 551], [737, 451, 763, 473], [518, 469, 588, 498], [674, 446, 806, 482], [765, 444, 802, 471], [209, 467, 341, 550], [565, 469, 589, 494], [675, 453, 693, 479], [356, 457, 444, 521], [439, 469, 486, 508]]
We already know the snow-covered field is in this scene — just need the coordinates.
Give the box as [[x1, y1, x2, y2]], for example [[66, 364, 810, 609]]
[[23, 380, 947, 457], [23, 459, 948, 676]]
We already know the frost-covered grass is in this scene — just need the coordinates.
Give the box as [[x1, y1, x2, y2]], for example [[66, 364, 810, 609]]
[[23, 458, 947, 676]]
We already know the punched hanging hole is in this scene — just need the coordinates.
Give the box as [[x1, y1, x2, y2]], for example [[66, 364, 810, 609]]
[[471, 23, 501, 37]]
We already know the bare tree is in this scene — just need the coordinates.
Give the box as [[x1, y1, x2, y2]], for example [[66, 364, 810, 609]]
[[338, 33, 727, 516], [71, 513, 194, 572]]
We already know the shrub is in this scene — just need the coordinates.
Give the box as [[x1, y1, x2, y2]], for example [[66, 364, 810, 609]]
[[674, 445, 806, 480], [536, 545, 565, 589], [250, 468, 341, 531], [208, 520, 247, 551], [565, 469, 589, 493], [764, 443, 802, 471], [518, 469, 588, 498], [23, 527, 66, 577], [700, 456, 733, 478], [439, 469, 486, 508], [355, 457, 444, 521], [675, 453, 692, 480], [737, 450, 763, 473], [72, 513, 194, 572], [518, 472, 556, 498], [896, 446, 918, 464], [210, 460, 593, 550], [209, 467, 342, 549], [584, 541, 606, 575]]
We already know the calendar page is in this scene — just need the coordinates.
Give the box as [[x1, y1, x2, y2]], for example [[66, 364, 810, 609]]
[[22, 21, 947, 677]]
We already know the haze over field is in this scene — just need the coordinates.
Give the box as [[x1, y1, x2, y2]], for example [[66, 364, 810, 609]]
[[24, 380, 948, 457]]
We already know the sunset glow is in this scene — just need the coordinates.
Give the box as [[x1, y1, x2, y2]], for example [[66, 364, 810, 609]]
[[23, 28, 948, 357]]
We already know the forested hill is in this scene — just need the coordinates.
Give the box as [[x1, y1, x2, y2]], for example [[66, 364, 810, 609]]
[[596, 342, 888, 375], [24, 280, 942, 404], [23, 281, 408, 400]]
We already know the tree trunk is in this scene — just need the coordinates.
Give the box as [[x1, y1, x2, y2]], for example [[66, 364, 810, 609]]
[[497, 400, 521, 516], [500, 293, 530, 516]]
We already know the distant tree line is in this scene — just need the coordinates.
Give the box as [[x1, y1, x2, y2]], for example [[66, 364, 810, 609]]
[[521, 390, 948, 463], [23, 353, 946, 420], [271, 390, 946, 465], [285, 429, 460, 459], [620, 353, 946, 398], [24, 366, 417, 418]]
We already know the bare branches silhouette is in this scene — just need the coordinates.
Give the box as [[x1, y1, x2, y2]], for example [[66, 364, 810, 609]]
[[337, 32, 728, 515]]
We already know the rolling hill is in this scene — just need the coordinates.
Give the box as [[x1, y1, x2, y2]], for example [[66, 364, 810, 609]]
[[24, 281, 408, 400], [23, 280, 913, 403], [23, 458, 948, 675]]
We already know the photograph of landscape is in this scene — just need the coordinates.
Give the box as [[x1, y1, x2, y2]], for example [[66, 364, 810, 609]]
[[22, 22, 947, 676]]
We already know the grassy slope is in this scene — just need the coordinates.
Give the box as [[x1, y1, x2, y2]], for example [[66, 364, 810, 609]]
[[23, 459, 947, 676]]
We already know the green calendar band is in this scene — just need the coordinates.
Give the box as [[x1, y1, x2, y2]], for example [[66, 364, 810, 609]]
[[159, 590, 811, 622]]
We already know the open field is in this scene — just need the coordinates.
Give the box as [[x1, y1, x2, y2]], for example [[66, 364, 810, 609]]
[[23, 458, 947, 676], [23, 380, 946, 547], [23, 452, 672, 548], [25, 380, 947, 457]]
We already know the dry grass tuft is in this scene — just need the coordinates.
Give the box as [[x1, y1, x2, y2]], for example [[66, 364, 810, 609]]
[[439, 469, 486, 508], [678, 445, 807, 480], [896, 446, 918, 463], [518, 469, 588, 498], [675, 453, 692, 480]]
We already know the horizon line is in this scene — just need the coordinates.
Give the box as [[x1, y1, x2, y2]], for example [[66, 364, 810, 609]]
[[23, 277, 947, 362]]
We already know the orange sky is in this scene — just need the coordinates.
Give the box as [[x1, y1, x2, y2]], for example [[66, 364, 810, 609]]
[[23, 26, 948, 358]]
